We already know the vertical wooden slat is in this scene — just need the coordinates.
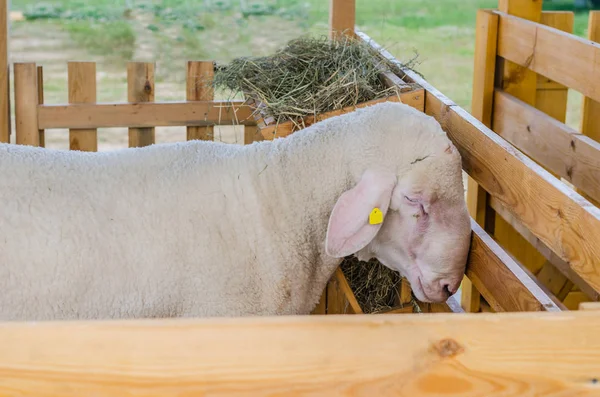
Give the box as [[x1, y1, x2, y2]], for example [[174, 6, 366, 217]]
[[581, 11, 600, 143], [399, 278, 412, 305], [310, 290, 327, 315], [329, 0, 355, 39], [0, 0, 9, 143], [128, 62, 155, 147], [68, 62, 97, 151], [186, 61, 214, 141], [462, 9, 499, 312], [326, 268, 363, 314], [243, 126, 259, 145], [490, 0, 545, 302], [14, 63, 39, 146], [37, 66, 45, 147]]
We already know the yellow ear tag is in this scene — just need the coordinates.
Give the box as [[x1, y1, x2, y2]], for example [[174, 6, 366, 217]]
[[369, 207, 383, 225]]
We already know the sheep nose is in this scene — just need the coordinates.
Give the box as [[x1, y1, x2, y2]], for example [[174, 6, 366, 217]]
[[440, 280, 458, 297]]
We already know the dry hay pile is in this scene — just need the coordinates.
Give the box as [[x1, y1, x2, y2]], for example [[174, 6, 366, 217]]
[[212, 34, 421, 313], [212, 34, 421, 129]]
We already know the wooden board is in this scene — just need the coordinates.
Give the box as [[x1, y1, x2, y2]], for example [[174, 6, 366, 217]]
[[38, 101, 255, 129], [329, 0, 355, 39], [493, 90, 600, 204], [495, 10, 600, 104], [0, 0, 9, 143], [0, 311, 599, 395], [581, 11, 600, 143], [68, 62, 97, 151], [466, 220, 563, 312], [186, 61, 215, 141], [14, 63, 39, 146], [326, 268, 363, 314], [128, 62, 155, 147], [259, 90, 424, 140]]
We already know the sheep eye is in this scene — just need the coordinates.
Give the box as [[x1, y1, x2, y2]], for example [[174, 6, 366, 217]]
[[404, 196, 418, 203]]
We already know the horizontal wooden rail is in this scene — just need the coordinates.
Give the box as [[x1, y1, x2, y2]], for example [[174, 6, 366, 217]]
[[0, 312, 599, 395], [357, 30, 600, 297], [37, 100, 256, 129], [493, 90, 600, 203], [490, 196, 600, 302], [467, 219, 563, 312], [495, 10, 600, 104]]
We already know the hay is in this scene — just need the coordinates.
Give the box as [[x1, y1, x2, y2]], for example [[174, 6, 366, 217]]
[[212, 34, 421, 127]]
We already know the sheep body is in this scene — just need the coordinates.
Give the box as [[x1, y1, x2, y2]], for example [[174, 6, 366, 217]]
[[0, 102, 459, 321]]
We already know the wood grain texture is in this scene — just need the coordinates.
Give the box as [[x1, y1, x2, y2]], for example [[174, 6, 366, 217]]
[[495, 10, 600, 104], [186, 61, 214, 141], [466, 220, 563, 312], [329, 0, 355, 39], [0, 311, 599, 396], [581, 11, 600, 143], [489, 196, 599, 302], [260, 90, 424, 140], [326, 268, 363, 314], [68, 62, 97, 151], [462, 8, 499, 312], [0, 0, 9, 143], [493, 90, 600, 204], [128, 62, 155, 147], [14, 63, 39, 146], [38, 101, 255, 129], [358, 29, 600, 297]]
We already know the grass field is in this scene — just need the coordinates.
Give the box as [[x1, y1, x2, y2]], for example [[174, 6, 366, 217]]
[[7, 0, 599, 149]]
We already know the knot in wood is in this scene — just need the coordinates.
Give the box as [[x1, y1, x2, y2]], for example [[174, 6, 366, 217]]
[[431, 338, 464, 358], [144, 81, 152, 94]]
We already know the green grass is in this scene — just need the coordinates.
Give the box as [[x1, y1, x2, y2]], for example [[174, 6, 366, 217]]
[[9, 0, 599, 123]]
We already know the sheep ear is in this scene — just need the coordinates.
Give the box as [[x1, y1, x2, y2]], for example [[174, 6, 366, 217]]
[[325, 169, 397, 258]]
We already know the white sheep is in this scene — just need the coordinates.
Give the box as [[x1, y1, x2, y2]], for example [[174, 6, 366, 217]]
[[0, 101, 472, 321]]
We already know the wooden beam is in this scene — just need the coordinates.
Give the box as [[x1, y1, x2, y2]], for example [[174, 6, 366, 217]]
[[0, 0, 9, 143], [36, 66, 44, 147], [128, 62, 155, 147], [68, 62, 97, 151], [360, 30, 600, 297], [14, 63, 39, 146], [581, 11, 600, 143], [495, 10, 600, 104], [326, 268, 363, 314], [0, 312, 599, 395], [186, 61, 215, 141], [493, 90, 600, 204], [329, 0, 355, 40], [463, 9, 500, 312], [37, 101, 255, 129], [466, 219, 564, 312], [489, 196, 600, 302], [259, 90, 424, 140]]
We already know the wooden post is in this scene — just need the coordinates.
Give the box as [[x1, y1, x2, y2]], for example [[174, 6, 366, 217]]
[[581, 11, 600, 143], [37, 66, 44, 147], [243, 126, 259, 145], [186, 61, 214, 141], [0, 0, 9, 143], [14, 63, 39, 146], [462, 9, 500, 312], [329, 0, 355, 40], [128, 62, 155, 147], [68, 62, 97, 151]]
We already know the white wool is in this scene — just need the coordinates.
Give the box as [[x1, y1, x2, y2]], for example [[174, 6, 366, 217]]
[[0, 101, 457, 321]]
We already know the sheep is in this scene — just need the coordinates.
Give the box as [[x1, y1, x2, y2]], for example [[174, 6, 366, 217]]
[[0, 101, 472, 321]]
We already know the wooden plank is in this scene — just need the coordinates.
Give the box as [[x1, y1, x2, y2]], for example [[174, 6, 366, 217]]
[[380, 306, 413, 314], [186, 61, 214, 141], [489, 196, 599, 301], [68, 62, 97, 152], [37, 66, 44, 148], [399, 278, 412, 305], [329, 0, 355, 39], [310, 290, 327, 315], [128, 62, 155, 147], [1, 311, 600, 395], [495, 10, 600, 104], [326, 268, 363, 315], [579, 302, 600, 310], [466, 219, 563, 312], [37, 101, 255, 129], [260, 90, 424, 140], [493, 90, 600, 204], [462, 9, 499, 312], [563, 291, 590, 310], [243, 125, 261, 144], [0, 0, 9, 143], [359, 29, 600, 296], [581, 11, 600, 143], [14, 63, 39, 146]]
